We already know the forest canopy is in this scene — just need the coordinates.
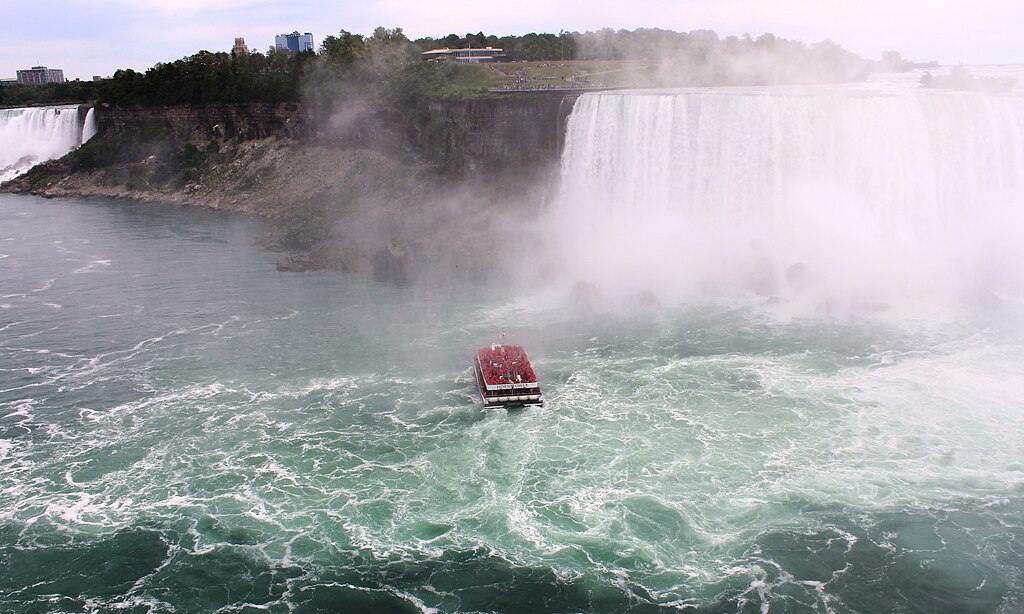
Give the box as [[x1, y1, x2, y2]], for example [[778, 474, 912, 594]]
[[2, 27, 915, 108]]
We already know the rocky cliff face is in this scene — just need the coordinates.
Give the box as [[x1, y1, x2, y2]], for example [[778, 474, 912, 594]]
[[90, 93, 579, 178], [413, 93, 579, 176], [95, 102, 311, 144]]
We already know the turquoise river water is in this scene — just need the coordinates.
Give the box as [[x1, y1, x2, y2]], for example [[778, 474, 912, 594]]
[[1, 192, 1023, 612]]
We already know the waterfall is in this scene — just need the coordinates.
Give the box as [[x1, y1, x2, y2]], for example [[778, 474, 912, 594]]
[[0, 105, 97, 183], [552, 84, 1024, 303], [82, 107, 98, 143]]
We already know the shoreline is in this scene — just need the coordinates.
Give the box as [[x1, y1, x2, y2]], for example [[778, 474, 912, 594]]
[[1, 135, 552, 283]]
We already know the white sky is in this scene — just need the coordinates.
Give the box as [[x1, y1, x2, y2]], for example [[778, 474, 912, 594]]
[[2, 0, 1021, 80]]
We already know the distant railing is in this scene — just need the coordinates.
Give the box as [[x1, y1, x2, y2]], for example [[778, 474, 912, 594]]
[[487, 84, 633, 93]]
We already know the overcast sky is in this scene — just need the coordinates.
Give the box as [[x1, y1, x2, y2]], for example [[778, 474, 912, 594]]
[[2, 1, 1021, 80]]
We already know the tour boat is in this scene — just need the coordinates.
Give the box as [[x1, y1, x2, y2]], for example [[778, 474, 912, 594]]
[[473, 344, 543, 409]]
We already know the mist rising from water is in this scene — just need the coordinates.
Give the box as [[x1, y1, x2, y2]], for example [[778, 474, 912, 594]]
[[4, 84, 1022, 318], [546, 81, 1024, 312]]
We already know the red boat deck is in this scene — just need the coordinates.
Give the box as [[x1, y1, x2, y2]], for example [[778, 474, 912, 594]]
[[474, 344, 542, 407]]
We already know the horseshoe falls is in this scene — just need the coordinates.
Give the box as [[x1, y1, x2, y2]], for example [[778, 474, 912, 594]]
[[553, 85, 1024, 308], [2, 76, 1024, 612], [0, 105, 96, 183]]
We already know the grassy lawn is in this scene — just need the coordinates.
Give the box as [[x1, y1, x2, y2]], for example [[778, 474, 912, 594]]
[[442, 64, 516, 94], [433, 60, 662, 96], [491, 60, 659, 88]]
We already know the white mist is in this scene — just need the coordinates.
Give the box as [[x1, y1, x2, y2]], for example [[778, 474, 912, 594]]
[[549, 82, 1024, 309]]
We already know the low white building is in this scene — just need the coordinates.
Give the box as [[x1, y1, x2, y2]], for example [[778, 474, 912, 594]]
[[421, 47, 507, 63]]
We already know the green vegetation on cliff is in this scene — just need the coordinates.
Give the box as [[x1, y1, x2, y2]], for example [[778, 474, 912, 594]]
[[0, 80, 99, 107], [98, 49, 314, 105], [42, 121, 221, 193]]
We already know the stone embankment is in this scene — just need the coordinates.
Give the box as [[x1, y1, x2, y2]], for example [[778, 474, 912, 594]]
[[85, 93, 579, 177]]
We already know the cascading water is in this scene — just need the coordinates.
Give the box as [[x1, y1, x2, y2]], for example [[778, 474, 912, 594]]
[[0, 105, 97, 183], [81, 106, 97, 143], [553, 82, 1024, 307]]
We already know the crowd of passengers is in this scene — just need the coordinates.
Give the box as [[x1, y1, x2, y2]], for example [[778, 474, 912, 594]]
[[479, 345, 537, 385]]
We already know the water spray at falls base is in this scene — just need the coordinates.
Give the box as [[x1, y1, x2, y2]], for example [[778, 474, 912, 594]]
[[548, 87, 1024, 310]]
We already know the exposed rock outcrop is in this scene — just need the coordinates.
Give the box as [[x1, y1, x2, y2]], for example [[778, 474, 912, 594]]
[[96, 102, 311, 144]]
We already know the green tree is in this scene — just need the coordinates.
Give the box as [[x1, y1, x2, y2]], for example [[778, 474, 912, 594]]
[[320, 30, 368, 73], [439, 34, 461, 48], [371, 26, 409, 46]]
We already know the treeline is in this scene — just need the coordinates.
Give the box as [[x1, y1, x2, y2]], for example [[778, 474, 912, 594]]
[[97, 49, 315, 105], [6, 26, 912, 108], [0, 80, 99, 107], [91, 27, 416, 107]]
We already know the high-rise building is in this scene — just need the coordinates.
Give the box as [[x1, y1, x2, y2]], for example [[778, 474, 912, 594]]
[[232, 37, 249, 55], [275, 31, 314, 53], [16, 66, 65, 85]]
